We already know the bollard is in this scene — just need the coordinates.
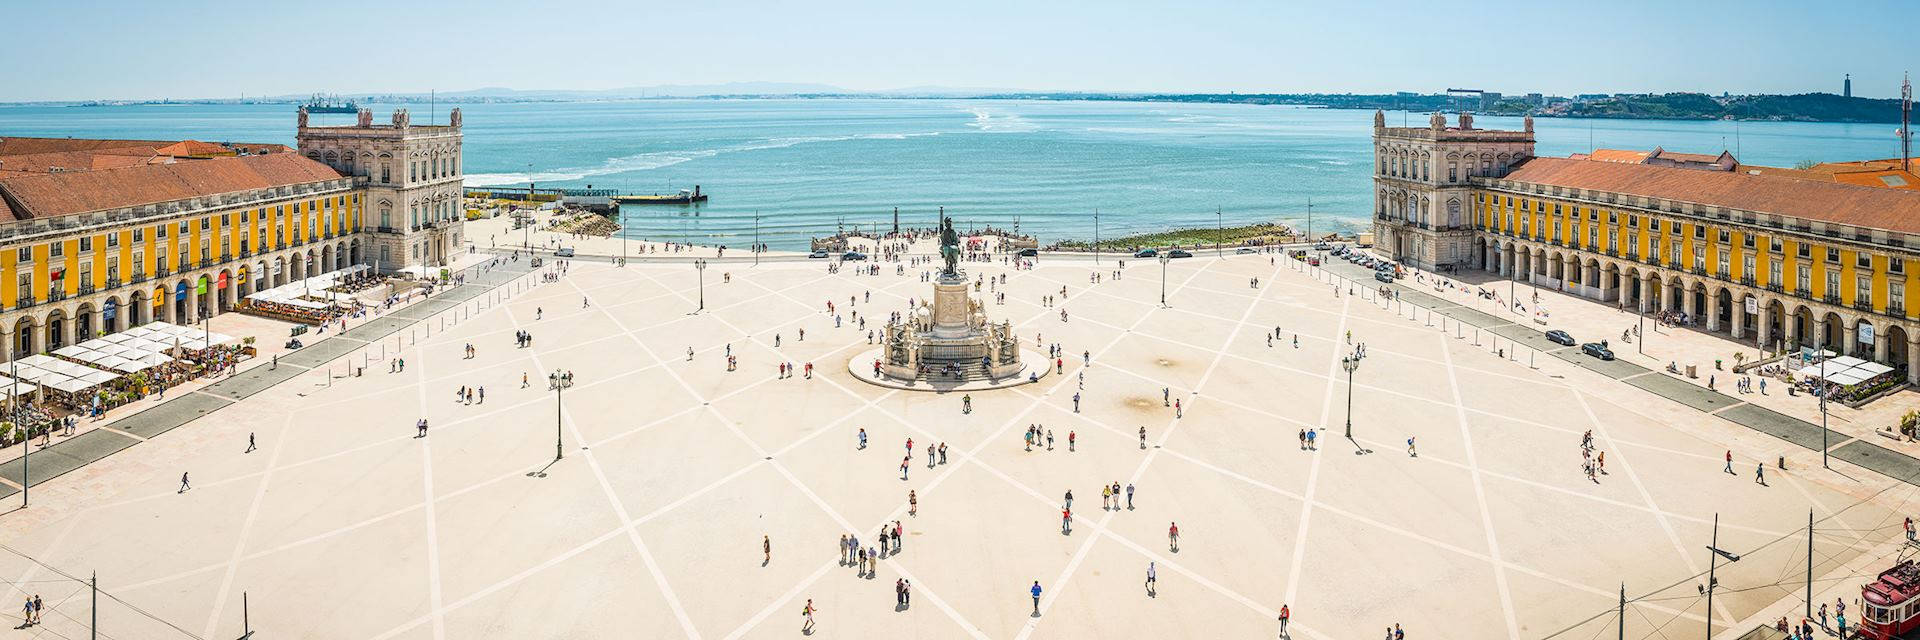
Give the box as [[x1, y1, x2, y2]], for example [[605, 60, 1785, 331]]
[[1530, 350, 1536, 368]]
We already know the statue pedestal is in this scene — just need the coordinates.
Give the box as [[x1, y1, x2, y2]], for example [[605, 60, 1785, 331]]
[[930, 273, 971, 339]]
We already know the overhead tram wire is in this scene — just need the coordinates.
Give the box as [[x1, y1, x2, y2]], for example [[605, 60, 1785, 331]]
[[0, 541, 206, 640]]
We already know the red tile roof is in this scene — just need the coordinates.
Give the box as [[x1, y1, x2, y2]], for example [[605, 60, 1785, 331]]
[[0, 147, 166, 173], [1501, 157, 1920, 234], [0, 153, 342, 222]]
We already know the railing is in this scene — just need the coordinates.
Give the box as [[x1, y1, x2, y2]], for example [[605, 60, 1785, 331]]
[[1823, 293, 1842, 304], [105, 279, 121, 289], [47, 289, 66, 302], [1765, 283, 1783, 293], [14, 297, 35, 310], [1855, 301, 1874, 312], [1795, 288, 1811, 298], [1889, 303, 1907, 318], [78, 284, 95, 295], [1739, 276, 1756, 286], [1691, 267, 1707, 276], [131, 274, 146, 285]]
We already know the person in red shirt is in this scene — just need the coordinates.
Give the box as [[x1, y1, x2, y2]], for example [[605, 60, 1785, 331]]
[[1168, 522, 1180, 551], [1279, 604, 1291, 636]]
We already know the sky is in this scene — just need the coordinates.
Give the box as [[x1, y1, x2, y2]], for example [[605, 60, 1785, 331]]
[[3, 0, 1913, 102]]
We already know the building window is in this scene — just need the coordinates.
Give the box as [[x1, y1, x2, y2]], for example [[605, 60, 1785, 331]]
[[1798, 243, 1810, 258], [1743, 258, 1755, 281], [1799, 265, 1811, 291], [1650, 220, 1662, 232], [1827, 248, 1841, 263], [133, 228, 144, 242], [106, 233, 119, 248], [1858, 275, 1873, 305], [1895, 287, 1906, 312], [79, 237, 92, 252], [1694, 225, 1706, 239], [1827, 271, 1841, 296], [1670, 243, 1681, 265], [1587, 227, 1597, 247], [200, 217, 210, 230], [1894, 260, 1906, 275], [1770, 237, 1782, 252], [1769, 261, 1781, 285], [49, 243, 63, 258], [1717, 252, 1729, 275], [15, 247, 28, 262], [1694, 248, 1706, 271], [16, 273, 28, 297], [1742, 234, 1755, 248], [1718, 230, 1730, 243], [1448, 165, 1457, 182], [157, 255, 168, 273], [1858, 254, 1873, 269]]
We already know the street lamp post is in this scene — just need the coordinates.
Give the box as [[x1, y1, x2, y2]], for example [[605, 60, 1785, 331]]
[[1094, 209, 1100, 265], [1158, 254, 1172, 307], [523, 164, 534, 252], [1341, 354, 1359, 438], [1704, 513, 1740, 640], [1215, 206, 1223, 258], [694, 259, 708, 312], [753, 211, 761, 266], [555, 374, 565, 461]]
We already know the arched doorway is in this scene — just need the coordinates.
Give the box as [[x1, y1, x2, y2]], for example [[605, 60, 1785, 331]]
[[44, 308, 67, 351], [1822, 311, 1846, 350], [12, 317, 34, 359], [74, 303, 95, 341], [1888, 325, 1911, 377]]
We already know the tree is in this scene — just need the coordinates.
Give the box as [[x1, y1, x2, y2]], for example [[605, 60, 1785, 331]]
[[1793, 159, 1821, 170]]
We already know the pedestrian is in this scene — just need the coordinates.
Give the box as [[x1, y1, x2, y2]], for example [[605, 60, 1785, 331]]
[[179, 471, 191, 493], [1068, 431, 1077, 451], [858, 428, 867, 449], [20, 597, 31, 627], [1407, 436, 1416, 457], [939, 442, 948, 464], [1306, 429, 1317, 450], [801, 598, 815, 634], [1756, 461, 1767, 485], [1062, 507, 1073, 534], [1064, 488, 1073, 509], [1279, 603, 1291, 637], [764, 535, 771, 564], [1145, 561, 1157, 595], [1163, 387, 1170, 407], [1298, 429, 1306, 450], [928, 445, 936, 468], [1047, 430, 1055, 451], [901, 457, 910, 481], [1031, 581, 1043, 615], [1126, 483, 1135, 509], [1140, 426, 1147, 449], [417, 418, 429, 438], [909, 490, 918, 517], [1907, 516, 1915, 542], [1174, 398, 1182, 418], [245, 432, 256, 453], [1168, 522, 1180, 551], [1102, 484, 1112, 510], [1724, 450, 1734, 474]]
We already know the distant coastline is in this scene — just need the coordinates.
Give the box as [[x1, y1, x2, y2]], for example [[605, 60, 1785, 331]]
[[12, 90, 1909, 124]]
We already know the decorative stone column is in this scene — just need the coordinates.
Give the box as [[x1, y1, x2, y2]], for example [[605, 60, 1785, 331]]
[[29, 321, 45, 355], [1813, 318, 1827, 353], [1756, 304, 1772, 350], [1908, 332, 1919, 384], [1845, 318, 1860, 357], [1730, 296, 1745, 340], [1875, 328, 1890, 364], [1786, 314, 1800, 350]]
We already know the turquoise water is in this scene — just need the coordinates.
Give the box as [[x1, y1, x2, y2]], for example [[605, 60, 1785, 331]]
[[0, 99, 1909, 249]]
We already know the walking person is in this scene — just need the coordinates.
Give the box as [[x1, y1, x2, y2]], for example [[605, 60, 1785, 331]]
[[1126, 483, 1135, 509], [1756, 461, 1768, 485], [801, 599, 815, 634], [1145, 561, 1157, 596], [1168, 522, 1181, 551], [179, 471, 191, 493], [1140, 426, 1147, 450], [1407, 436, 1416, 457], [245, 432, 256, 453], [909, 490, 918, 517], [1724, 450, 1734, 474], [764, 535, 771, 565], [1031, 581, 1043, 616]]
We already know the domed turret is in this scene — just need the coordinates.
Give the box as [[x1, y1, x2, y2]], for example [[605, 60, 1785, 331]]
[[1373, 110, 1386, 129], [1429, 112, 1445, 130]]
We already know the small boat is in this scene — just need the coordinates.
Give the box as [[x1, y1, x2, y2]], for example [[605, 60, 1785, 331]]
[[612, 185, 708, 205]]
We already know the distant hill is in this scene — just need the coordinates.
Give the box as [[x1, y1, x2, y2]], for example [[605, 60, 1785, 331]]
[[1487, 92, 1907, 123]]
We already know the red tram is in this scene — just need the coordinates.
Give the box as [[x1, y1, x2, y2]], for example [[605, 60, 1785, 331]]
[[1860, 559, 1920, 639]]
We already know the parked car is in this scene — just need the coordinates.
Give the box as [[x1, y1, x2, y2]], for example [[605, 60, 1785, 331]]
[[555, 247, 575, 257], [1134, 249, 1158, 258], [1235, 247, 1256, 254], [1581, 342, 1615, 360], [842, 251, 867, 261], [1017, 248, 1038, 257], [808, 250, 830, 258], [1307, 257, 1321, 266], [1545, 330, 1576, 346], [1312, 242, 1332, 251], [1374, 271, 1395, 284], [1167, 249, 1193, 258]]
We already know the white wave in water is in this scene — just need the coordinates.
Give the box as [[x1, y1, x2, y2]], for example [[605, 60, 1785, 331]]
[[963, 107, 1038, 132], [1318, 160, 1351, 166], [463, 132, 937, 187]]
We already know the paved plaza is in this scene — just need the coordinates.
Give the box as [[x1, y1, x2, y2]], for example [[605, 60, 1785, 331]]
[[0, 248, 1916, 639]]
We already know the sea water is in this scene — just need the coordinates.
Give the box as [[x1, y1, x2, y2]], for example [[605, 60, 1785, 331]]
[[0, 99, 1905, 250]]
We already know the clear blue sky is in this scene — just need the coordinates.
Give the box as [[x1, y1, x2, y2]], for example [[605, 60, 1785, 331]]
[[4, 0, 1911, 101]]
